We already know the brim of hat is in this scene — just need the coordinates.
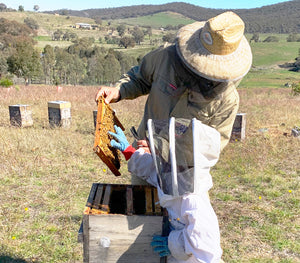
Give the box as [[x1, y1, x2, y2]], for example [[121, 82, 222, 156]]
[[176, 21, 253, 82]]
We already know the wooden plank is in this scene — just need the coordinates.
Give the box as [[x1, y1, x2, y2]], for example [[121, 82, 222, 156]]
[[126, 186, 133, 216], [101, 185, 111, 213], [153, 188, 161, 214], [145, 186, 153, 215], [160, 209, 169, 263], [84, 183, 98, 215], [88, 214, 162, 263], [92, 184, 104, 209], [83, 214, 90, 263]]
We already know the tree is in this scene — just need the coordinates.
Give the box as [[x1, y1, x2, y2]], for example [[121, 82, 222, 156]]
[[94, 17, 102, 25], [250, 33, 260, 43], [0, 54, 8, 76], [162, 33, 176, 43], [145, 26, 152, 39], [67, 37, 94, 58], [287, 33, 300, 42], [33, 5, 39, 12], [24, 17, 39, 30], [87, 52, 105, 84], [42, 45, 55, 84], [119, 36, 135, 49], [0, 3, 7, 11], [69, 32, 78, 42], [117, 25, 126, 37], [54, 48, 86, 85], [60, 9, 68, 16], [0, 18, 34, 38], [114, 51, 137, 74], [67, 54, 86, 85], [52, 29, 63, 41], [131, 26, 144, 45], [7, 41, 42, 84], [103, 52, 121, 84], [18, 5, 24, 12], [62, 31, 71, 41]]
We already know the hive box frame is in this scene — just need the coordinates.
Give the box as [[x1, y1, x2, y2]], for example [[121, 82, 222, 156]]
[[93, 98, 125, 176]]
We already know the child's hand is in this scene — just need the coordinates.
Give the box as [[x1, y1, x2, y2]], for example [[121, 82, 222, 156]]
[[137, 140, 150, 153], [151, 235, 171, 257]]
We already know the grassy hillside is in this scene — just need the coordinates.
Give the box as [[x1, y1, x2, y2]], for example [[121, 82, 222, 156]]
[[0, 11, 95, 36], [115, 11, 195, 27], [240, 39, 299, 89]]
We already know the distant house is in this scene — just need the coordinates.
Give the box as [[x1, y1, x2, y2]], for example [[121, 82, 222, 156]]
[[75, 23, 91, 29]]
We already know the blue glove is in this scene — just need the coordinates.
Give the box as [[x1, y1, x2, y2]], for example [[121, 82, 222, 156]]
[[108, 125, 129, 152], [151, 235, 171, 257]]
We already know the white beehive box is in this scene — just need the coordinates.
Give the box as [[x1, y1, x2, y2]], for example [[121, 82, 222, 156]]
[[48, 100, 71, 128]]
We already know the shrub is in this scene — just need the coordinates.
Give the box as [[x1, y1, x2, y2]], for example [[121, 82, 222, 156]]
[[287, 33, 299, 42], [0, 77, 13, 87], [291, 82, 300, 96], [263, 36, 279, 42]]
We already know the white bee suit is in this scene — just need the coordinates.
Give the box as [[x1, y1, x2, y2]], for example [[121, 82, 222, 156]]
[[128, 118, 222, 262]]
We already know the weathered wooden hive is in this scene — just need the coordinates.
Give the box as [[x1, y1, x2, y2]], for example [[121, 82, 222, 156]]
[[79, 183, 163, 263], [9, 104, 33, 127], [48, 100, 71, 128]]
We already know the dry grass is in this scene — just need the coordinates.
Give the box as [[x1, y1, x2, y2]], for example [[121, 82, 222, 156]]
[[0, 85, 299, 262]]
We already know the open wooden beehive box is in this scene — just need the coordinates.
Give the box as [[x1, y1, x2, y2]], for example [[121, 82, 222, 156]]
[[78, 183, 163, 263], [93, 97, 125, 176]]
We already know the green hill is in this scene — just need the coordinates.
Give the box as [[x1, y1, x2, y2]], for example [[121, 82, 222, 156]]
[[46, 1, 300, 33]]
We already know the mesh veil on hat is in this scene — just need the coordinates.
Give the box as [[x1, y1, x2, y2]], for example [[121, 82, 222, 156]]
[[176, 11, 252, 82]]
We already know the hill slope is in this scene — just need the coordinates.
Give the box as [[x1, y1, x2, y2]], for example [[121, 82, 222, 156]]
[[46, 1, 300, 33]]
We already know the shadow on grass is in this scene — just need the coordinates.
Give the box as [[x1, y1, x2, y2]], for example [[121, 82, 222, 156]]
[[0, 256, 28, 263]]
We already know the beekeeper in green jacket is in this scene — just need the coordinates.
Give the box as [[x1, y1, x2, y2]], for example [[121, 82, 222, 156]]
[[96, 11, 252, 152]]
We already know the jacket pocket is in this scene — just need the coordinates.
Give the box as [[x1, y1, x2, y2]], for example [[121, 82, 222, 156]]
[[155, 75, 186, 97]]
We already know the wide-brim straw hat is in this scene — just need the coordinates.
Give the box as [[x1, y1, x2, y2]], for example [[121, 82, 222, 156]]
[[176, 11, 252, 82]]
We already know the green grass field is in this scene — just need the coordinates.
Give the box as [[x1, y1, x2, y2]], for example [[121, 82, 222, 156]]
[[0, 10, 300, 263], [115, 11, 195, 28], [250, 42, 299, 67]]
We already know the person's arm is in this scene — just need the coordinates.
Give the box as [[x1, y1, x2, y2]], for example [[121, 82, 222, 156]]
[[168, 194, 223, 262], [209, 88, 239, 151], [95, 50, 157, 104], [115, 47, 165, 100]]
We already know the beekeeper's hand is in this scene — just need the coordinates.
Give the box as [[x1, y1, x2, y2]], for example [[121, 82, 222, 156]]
[[109, 125, 129, 152], [151, 235, 171, 257], [95, 86, 120, 104]]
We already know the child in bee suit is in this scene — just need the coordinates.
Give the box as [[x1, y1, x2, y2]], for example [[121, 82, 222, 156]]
[[109, 117, 223, 263]]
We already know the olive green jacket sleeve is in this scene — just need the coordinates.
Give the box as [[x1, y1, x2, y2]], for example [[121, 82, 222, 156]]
[[208, 88, 239, 151], [114, 47, 163, 99]]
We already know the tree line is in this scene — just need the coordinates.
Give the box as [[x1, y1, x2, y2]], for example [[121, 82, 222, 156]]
[[0, 18, 139, 86]]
